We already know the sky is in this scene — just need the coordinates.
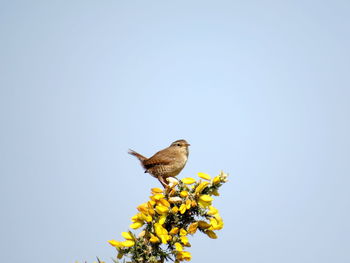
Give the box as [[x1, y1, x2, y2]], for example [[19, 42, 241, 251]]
[[1, 0, 350, 262]]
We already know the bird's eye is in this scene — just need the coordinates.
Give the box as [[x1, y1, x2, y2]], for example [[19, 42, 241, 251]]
[[177, 143, 181, 146]]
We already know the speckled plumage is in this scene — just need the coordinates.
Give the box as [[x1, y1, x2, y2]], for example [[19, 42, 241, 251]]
[[128, 139, 190, 187]]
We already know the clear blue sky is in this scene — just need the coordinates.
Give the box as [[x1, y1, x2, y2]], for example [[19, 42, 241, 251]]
[[1, 1, 349, 263]]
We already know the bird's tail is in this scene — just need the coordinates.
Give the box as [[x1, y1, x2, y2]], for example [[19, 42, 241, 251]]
[[128, 149, 147, 163]]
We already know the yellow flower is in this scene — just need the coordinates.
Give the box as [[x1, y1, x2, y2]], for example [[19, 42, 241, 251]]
[[195, 181, 209, 194], [121, 240, 135, 247], [185, 199, 191, 209], [176, 251, 192, 261], [205, 230, 217, 239], [198, 220, 211, 229], [197, 172, 211, 180], [181, 177, 196, 184], [169, 227, 179, 235], [171, 206, 179, 214], [191, 200, 197, 207], [148, 200, 156, 207], [108, 240, 122, 248], [152, 193, 165, 200], [212, 190, 220, 196], [147, 207, 155, 216], [179, 228, 187, 236], [158, 215, 167, 225], [160, 235, 171, 244], [155, 205, 169, 215], [180, 191, 188, 197], [150, 233, 160, 243], [151, 187, 163, 194], [130, 221, 143, 229], [154, 223, 171, 244], [139, 212, 152, 222], [159, 198, 171, 207], [180, 236, 190, 246], [209, 215, 224, 230], [137, 203, 149, 213], [131, 214, 139, 222], [174, 242, 183, 252], [207, 206, 219, 216], [213, 176, 221, 184], [108, 239, 135, 248], [179, 203, 187, 214], [121, 232, 133, 240], [198, 195, 213, 207], [187, 222, 198, 234], [199, 195, 213, 202]]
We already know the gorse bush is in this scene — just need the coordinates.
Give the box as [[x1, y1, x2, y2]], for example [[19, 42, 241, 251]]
[[108, 171, 228, 263]]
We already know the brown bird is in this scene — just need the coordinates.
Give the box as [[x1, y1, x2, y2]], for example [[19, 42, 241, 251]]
[[128, 139, 190, 188]]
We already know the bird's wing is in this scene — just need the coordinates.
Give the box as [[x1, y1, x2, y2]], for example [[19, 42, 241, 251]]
[[142, 149, 176, 169]]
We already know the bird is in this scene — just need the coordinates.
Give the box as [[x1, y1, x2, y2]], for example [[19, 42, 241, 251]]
[[128, 139, 190, 188]]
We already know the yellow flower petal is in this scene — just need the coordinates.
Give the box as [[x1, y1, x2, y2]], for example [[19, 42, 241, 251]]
[[213, 176, 221, 184], [198, 220, 211, 229], [160, 234, 171, 244], [176, 251, 192, 261], [179, 204, 187, 214], [174, 242, 183, 252], [159, 198, 171, 207], [150, 234, 160, 243], [181, 177, 196, 184], [155, 205, 169, 215], [197, 172, 211, 180], [151, 187, 163, 193], [169, 227, 179, 235], [154, 223, 168, 237], [171, 206, 179, 213], [148, 200, 156, 207], [186, 199, 191, 209], [121, 240, 135, 247], [205, 230, 217, 239], [152, 193, 165, 200], [137, 203, 149, 213], [131, 214, 139, 222], [179, 228, 187, 236], [130, 222, 143, 229], [207, 206, 219, 215], [158, 215, 167, 225], [199, 195, 214, 202], [187, 222, 198, 235], [180, 191, 188, 197], [121, 232, 133, 240], [198, 199, 211, 208], [141, 213, 152, 222], [108, 240, 122, 248], [180, 236, 190, 246], [195, 181, 210, 194], [212, 190, 220, 196], [210, 217, 220, 230]]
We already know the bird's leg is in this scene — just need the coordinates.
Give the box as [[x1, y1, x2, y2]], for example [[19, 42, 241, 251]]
[[157, 176, 168, 188]]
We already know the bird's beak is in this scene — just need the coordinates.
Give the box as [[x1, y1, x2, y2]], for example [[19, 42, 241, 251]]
[[186, 143, 191, 146]]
